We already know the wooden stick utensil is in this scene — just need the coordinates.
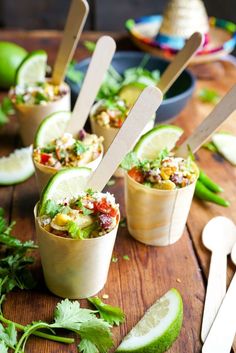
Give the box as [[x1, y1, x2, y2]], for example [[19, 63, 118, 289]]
[[202, 242, 236, 353], [52, 0, 89, 85], [157, 32, 203, 95], [201, 217, 236, 342], [176, 84, 236, 157], [86, 86, 163, 191], [66, 36, 116, 134]]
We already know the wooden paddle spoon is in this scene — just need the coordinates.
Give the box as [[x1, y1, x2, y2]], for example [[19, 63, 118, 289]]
[[86, 86, 163, 191], [52, 0, 89, 85], [66, 36, 116, 134], [157, 32, 203, 95], [201, 217, 236, 342], [176, 84, 236, 157], [202, 242, 236, 353]]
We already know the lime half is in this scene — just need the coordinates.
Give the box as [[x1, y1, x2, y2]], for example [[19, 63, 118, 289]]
[[134, 125, 183, 160], [34, 111, 71, 147], [212, 132, 236, 165], [39, 167, 92, 213], [116, 288, 183, 353], [118, 82, 147, 106], [15, 49, 47, 86], [0, 146, 34, 185]]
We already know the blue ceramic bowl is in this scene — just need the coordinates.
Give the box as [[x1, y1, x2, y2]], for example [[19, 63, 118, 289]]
[[66, 51, 196, 123]]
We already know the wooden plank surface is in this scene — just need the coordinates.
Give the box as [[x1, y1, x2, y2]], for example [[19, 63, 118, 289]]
[[0, 30, 236, 353]]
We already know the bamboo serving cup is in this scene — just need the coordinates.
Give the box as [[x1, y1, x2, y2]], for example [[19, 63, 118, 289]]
[[34, 145, 103, 193], [14, 82, 71, 146], [89, 101, 154, 177], [124, 164, 198, 246], [34, 205, 119, 299]]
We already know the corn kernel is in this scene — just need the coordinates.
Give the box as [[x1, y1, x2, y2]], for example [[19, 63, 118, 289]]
[[53, 213, 70, 226]]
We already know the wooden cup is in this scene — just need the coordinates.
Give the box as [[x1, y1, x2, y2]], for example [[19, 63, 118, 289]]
[[34, 205, 119, 299], [14, 82, 71, 146], [33, 145, 103, 193], [89, 101, 154, 177], [124, 165, 198, 246]]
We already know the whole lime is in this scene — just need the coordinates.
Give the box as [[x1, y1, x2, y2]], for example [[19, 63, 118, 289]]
[[0, 41, 27, 89]]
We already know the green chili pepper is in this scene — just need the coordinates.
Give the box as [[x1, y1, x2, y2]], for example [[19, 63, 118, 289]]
[[194, 180, 230, 207], [199, 170, 223, 193]]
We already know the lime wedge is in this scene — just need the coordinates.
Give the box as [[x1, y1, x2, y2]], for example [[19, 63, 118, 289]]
[[0, 146, 34, 185], [15, 50, 47, 86], [39, 167, 92, 212], [212, 132, 236, 165], [134, 125, 183, 160], [34, 111, 71, 147], [118, 82, 147, 106], [116, 288, 183, 353]]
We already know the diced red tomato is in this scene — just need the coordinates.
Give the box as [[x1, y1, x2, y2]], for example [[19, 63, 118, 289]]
[[128, 167, 144, 183], [41, 153, 50, 164], [94, 198, 117, 217]]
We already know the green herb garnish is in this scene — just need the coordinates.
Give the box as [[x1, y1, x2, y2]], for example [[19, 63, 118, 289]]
[[123, 255, 130, 261], [88, 297, 125, 326], [34, 91, 49, 105], [74, 141, 88, 155], [0, 98, 14, 127], [198, 88, 220, 104]]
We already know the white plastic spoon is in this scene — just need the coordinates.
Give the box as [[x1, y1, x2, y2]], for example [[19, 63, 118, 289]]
[[66, 36, 116, 135], [202, 242, 236, 353], [86, 86, 163, 191], [201, 216, 236, 342], [52, 0, 89, 85], [176, 84, 236, 158]]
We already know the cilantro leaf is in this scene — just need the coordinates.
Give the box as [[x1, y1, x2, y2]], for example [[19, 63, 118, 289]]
[[78, 338, 99, 353], [84, 41, 96, 52], [39, 200, 63, 218], [120, 152, 139, 170], [52, 299, 96, 330], [88, 297, 125, 326], [0, 341, 8, 353], [78, 318, 113, 353], [0, 322, 17, 349], [67, 221, 98, 240], [198, 88, 220, 104], [76, 199, 93, 216], [74, 141, 88, 155]]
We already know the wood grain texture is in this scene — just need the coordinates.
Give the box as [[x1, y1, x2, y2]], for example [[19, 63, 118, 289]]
[[0, 30, 236, 353]]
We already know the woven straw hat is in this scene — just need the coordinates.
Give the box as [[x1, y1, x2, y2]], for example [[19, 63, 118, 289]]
[[159, 0, 209, 38]]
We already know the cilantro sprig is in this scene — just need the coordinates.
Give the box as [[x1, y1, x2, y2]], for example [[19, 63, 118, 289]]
[[0, 208, 37, 295], [66, 43, 160, 101]]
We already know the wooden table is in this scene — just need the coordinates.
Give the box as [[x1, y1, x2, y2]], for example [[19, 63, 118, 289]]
[[0, 30, 236, 353]]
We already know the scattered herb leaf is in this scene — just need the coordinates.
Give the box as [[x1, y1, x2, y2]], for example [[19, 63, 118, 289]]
[[111, 256, 118, 263], [203, 141, 218, 153], [123, 255, 130, 261], [119, 218, 127, 228], [88, 297, 125, 326], [198, 88, 220, 104]]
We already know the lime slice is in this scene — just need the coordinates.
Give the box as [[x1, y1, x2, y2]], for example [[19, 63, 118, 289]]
[[116, 288, 183, 353], [15, 50, 47, 86], [0, 146, 34, 185], [34, 111, 71, 147], [118, 82, 147, 106], [134, 125, 183, 160], [212, 132, 236, 165], [39, 167, 92, 212]]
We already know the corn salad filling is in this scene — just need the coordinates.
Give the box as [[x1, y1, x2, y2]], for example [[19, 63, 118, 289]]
[[33, 130, 103, 169], [126, 152, 197, 190], [93, 98, 129, 129], [9, 81, 68, 105], [39, 191, 119, 239]]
